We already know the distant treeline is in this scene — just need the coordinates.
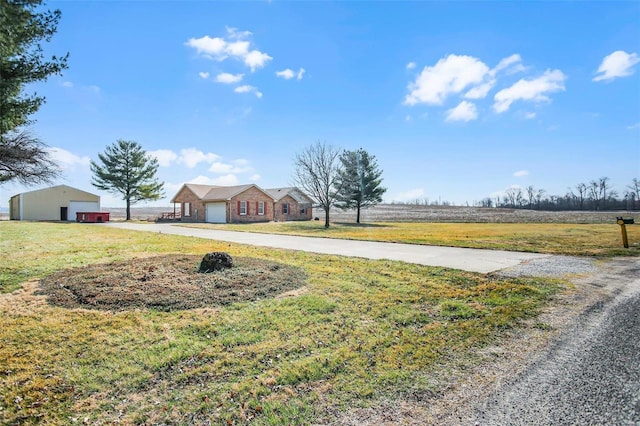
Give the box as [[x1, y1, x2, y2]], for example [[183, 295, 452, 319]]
[[393, 177, 640, 211]]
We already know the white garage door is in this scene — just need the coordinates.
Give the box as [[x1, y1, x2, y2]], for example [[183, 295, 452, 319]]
[[69, 201, 99, 221], [206, 202, 226, 223]]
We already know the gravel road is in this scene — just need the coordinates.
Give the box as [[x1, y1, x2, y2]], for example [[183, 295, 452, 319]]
[[473, 258, 640, 425]]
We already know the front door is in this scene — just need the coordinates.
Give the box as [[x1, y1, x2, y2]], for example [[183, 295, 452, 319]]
[[60, 207, 68, 221]]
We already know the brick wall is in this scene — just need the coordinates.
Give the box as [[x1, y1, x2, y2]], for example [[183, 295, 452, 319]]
[[274, 195, 313, 222], [229, 187, 274, 223], [172, 187, 207, 222]]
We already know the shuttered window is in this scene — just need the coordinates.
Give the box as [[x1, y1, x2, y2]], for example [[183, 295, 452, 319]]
[[239, 200, 247, 215]]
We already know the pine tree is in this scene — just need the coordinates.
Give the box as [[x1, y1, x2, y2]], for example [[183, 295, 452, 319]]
[[334, 148, 386, 223], [91, 140, 165, 220], [0, 0, 68, 184]]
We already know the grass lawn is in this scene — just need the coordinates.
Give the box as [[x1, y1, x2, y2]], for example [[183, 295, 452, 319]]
[[181, 221, 640, 257], [1, 222, 569, 424]]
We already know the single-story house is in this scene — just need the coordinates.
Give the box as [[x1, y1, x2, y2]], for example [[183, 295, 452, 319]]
[[170, 183, 313, 223], [9, 185, 101, 221], [265, 187, 314, 222]]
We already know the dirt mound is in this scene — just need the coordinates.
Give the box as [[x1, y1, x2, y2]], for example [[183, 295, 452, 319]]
[[37, 255, 306, 311]]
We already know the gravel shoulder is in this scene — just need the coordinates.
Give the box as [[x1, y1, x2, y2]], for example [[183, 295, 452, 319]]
[[328, 256, 640, 425]]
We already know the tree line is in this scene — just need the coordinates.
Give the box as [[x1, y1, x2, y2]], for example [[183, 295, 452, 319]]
[[476, 177, 640, 211]]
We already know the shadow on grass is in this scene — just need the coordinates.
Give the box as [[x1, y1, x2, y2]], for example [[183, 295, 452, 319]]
[[333, 222, 391, 228]]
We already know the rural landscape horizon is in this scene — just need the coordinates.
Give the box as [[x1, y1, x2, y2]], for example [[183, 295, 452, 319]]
[[2, 1, 640, 425]]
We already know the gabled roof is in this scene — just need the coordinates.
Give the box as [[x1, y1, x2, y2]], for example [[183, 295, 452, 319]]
[[184, 183, 221, 199], [11, 184, 99, 199], [202, 184, 268, 201], [172, 183, 274, 203], [265, 187, 314, 204]]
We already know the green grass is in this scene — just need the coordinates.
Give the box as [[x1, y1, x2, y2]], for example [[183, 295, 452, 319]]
[[1, 222, 565, 424], [181, 221, 640, 256]]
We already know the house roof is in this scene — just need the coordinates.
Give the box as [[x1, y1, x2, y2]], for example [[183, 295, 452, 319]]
[[11, 184, 99, 199], [265, 187, 313, 204], [172, 183, 314, 204], [172, 183, 274, 203]]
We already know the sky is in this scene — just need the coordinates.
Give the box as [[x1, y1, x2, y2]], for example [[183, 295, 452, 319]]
[[2, 0, 639, 208]]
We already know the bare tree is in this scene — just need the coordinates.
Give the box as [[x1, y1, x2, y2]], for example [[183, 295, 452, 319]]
[[0, 130, 59, 184], [599, 177, 612, 209], [627, 178, 640, 210], [526, 185, 536, 209], [292, 141, 341, 228], [535, 189, 546, 209], [574, 183, 587, 210], [505, 187, 523, 208]]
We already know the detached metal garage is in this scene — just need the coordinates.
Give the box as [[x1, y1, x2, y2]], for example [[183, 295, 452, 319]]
[[9, 185, 100, 221]]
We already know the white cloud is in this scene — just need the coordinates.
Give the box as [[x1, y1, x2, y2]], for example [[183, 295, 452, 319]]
[[493, 69, 566, 113], [249, 174, 261, 181], [627, 122, 640, 130], [524, 112, 536, 119], [464, 82, 495, 99], [215, 72, 243, 84], [163, 181, 184, 197], [406, 61, 416, 70], [464, 54, 524, 100], [394, 188, 425, 202], [208, 159, 253, 174], [211, 174, 240, 186], [225, 27, 252, 40], [177, 148, 219, 168], [185, 36, 227, 59], [61, 81, 73, 88], [185, 28, 272, 72], [198, 71, 210, 79], [513, 170, 529, 177], [234, 85, 263, 98], [276, 69, 295, 79], [405, 115, 412, 122], [47, 147, 90, 170], [226, 40, 250, 57], [404, 54, 489, 105], [491, 54, 525, 76], [276, 68, 305, 80], [244, 50, 272, 72], [593, 50, 640, 82], [148, 149, 179, 167], [445, 101, 478, 122], [185, 173, 246, 187]]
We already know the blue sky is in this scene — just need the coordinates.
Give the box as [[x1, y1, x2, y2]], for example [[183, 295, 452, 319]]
[[2, 0, 639, 208]]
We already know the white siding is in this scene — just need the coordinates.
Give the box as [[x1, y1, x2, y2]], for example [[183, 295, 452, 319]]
[[69, 201, 100, 221]]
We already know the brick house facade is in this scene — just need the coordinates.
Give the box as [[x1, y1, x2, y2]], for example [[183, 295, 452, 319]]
[[268, 188, 313, 222], [170, 184, 312, 223]]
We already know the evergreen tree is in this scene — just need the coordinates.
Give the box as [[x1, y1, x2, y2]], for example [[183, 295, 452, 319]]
[[334, 148, 386, 223], [0, 0, 68, 184], [91, 140, 165, 220]]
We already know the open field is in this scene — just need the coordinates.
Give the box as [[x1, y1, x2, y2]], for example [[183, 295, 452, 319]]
[[1, 222, 566, 424], [95, 204, 639, 224]]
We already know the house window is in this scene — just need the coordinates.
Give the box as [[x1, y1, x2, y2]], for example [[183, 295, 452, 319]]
[[240, 200, 247, 215], [184, 202, 191, 217], [282, 203, 289, 215], [258, 201, 264, 215], [300, 204, 307, 214]]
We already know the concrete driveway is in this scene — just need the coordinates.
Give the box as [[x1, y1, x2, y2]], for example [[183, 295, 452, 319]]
[[104, 222, 548, 274]]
